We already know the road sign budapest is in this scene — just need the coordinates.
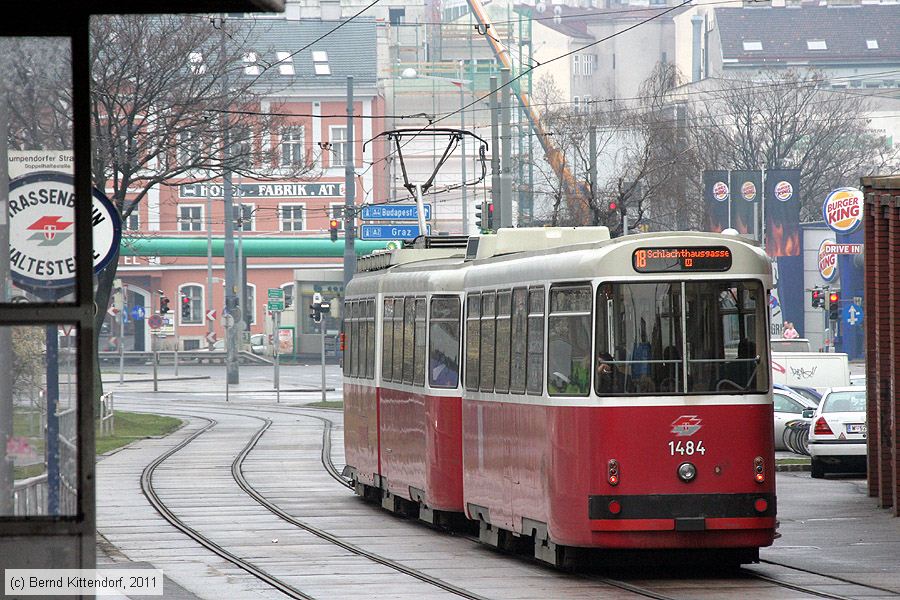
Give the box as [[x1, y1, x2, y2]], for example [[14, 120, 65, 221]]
[[360, 204, 432, 221], [360, 224, 430, 240], [7, 171, 122, 290], [267, 288, 285, 312]]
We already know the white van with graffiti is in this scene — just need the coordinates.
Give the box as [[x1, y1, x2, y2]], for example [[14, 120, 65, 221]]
[[770, 346, 850, 392]]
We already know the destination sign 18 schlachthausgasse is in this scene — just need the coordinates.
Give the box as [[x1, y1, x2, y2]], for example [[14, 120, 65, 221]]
[[632, 247, 733, 273]]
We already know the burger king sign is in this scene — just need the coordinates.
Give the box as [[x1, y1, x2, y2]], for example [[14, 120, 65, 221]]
[[817, 239, 838, 283], [823, 187, 864, 234]]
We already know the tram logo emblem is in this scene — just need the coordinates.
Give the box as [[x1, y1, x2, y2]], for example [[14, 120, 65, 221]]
[[27, 215, 73, 245], [671, 415, 702, 437]]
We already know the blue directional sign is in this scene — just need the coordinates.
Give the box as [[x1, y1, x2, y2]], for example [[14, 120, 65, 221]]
[[360, 224, 430, 240], [360, 204, 432, 221], [130, 305, 145, 320], [844, 303, 863, 326]]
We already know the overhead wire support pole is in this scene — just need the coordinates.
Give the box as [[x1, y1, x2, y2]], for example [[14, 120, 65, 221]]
[[489, 75, 500, 231], [500, 68, 513, 229], [221, 13, 239, 385], [344, 76, 356, 289]]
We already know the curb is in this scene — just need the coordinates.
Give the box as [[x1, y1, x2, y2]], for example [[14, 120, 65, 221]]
[[776, 462, 811, 472]]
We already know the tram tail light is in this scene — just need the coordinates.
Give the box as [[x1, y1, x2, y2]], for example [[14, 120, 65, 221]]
[[754, 456, 765, 484], [607, 459, 620, 486], [339, 332, 346, 352], [814, 417, 833, 436]]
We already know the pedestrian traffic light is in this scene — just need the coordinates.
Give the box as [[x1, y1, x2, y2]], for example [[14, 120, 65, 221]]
[[811, 288, 825, 309], [160, 296, 170, 315], [475, 202, 484, 229], [329, 218, 339, 242], [181, 295, 191, 319], [828, 291, 840, 321]]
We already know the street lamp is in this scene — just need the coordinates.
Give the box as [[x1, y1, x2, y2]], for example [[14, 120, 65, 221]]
[[399, 67, 473, 234]]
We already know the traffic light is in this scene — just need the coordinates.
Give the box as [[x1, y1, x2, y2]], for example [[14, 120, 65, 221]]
[[329, 218, 339, 242], [181, 295, 191, 319], [475, 202, 484, 229], [160, 296, 170, 315], [811, 288, 825, 309], [487, 202, 494, 230], [828, 291, 840, 321], [609, 200, 618, 211]]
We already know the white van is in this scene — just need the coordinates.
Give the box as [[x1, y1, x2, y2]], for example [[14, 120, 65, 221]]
[[770, 351, 850, 392]]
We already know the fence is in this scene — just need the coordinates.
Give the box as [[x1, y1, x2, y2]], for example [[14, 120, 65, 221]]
[[99, 392, 115, 436]]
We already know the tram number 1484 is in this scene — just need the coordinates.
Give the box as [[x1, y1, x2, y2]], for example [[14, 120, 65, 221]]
[[668, 440, 707, 456]]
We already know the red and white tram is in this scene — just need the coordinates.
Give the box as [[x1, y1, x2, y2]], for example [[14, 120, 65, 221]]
[[343, 228, 776, 566]]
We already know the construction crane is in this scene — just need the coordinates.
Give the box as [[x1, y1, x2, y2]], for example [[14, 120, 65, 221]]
[[464, 0, 587, 216]]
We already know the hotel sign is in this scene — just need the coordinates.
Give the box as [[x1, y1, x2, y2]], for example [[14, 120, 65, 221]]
[[179, 182, 345, 199]]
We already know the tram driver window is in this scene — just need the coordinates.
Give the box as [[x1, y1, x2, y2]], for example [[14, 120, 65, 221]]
[[547, 285, 592, 396]]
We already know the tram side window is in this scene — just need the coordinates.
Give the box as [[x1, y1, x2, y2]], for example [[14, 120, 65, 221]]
[[414, 298, 426, 386], [465, 294, 481, 391], [526, 287, 544, 395], [430, 296, 461, 388], [366, 300, 376, 379], [358, 301, 368, 379], [403, 297, 416, 384], [480, 292, 496, 392], [350, 302, 362, 377], [382, 298, 394, 381], [494, 291, 512, 394], [547, 285, 592, 397], [685, 281, 768, 393], [343, 301, 352, 377], [393, 297, 405, 383], [509, 288, 527, 394], [595, 282, 683, 395]]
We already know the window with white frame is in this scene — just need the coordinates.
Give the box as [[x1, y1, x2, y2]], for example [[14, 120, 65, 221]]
[[806, 39, 827, 51], [312, 50, 331, 76], [188, 51, 206, 74], [742, 40, 763, 52], [246, 284, 257, 325], [583, 54, 595, 76], [281, 127, 306, 166], [179, 205, 203, 232], [866, 39, 879, 50], [329, 126, 348, 167], [233, 203, 254, 232], [583, 95, 591, 112], [179, 284, 204, 324], [230, 126, 253, 168], [281, 283, 295, 308], [329, 203, 345, 230], [573, 55, 580, 77], [276, 51, 295, 75], [280, 204, 306, 231], [124, 211, 140, 231]]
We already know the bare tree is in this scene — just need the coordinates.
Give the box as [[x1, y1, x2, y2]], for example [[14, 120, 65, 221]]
[[689, 69, 898, 220]]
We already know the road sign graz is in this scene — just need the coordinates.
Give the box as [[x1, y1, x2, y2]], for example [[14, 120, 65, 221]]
[[360, 224, 430, 240], [360, 204, 432, 221]]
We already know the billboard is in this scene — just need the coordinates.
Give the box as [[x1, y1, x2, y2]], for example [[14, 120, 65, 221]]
[[764, 169, 801, 257], [703, 170, 730, 233], [730, 170, 761, 238]]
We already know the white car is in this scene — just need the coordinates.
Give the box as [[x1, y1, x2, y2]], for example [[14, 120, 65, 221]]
[[773, 388, 817, 451], [807, 386, 867, 478]]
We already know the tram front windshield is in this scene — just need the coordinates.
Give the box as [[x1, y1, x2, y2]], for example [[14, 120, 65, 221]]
[[595, 280, 768, 396]]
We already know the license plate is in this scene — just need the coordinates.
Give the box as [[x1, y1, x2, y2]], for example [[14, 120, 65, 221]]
[[847, 424, 866, 434]]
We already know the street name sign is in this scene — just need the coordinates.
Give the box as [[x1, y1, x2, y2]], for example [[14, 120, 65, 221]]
[[267, 288, 285, 312]]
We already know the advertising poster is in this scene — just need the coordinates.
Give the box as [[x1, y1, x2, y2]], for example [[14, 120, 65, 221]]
[[277, 327, 295, 355], [764, 169, 801, 257], [730, 170, 761, 238], [703, 170, 730, 233]]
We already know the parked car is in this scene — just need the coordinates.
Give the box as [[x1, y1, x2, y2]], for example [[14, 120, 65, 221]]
[[774, 382, 822, 405], [773, 387, 818, 451], [807, 386, 867, 478]]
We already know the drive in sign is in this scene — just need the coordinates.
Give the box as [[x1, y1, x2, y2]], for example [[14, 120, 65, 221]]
[[7, 171, 121, 289]]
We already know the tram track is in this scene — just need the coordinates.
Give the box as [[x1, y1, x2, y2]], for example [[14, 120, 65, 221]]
[[130, 397, 898, 600]]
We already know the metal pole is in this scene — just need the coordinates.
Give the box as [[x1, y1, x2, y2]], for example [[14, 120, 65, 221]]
[[221, 14, 239, 385], [0, 88, 13, 514], [118, 309, 125, 384], [760, 167, 766, 251], [274, 311, 281, 404], [46, 325, 60, 515], [459, 62, 468, 235], [589, 125, 598, 223], [206, 188, 214, 350], [415, 184, 427, 234], [153, 351, 158, 392], [237, 196, 246, 337], [343, 76, 356, 289], [174, 296, 180, 377], [320, 318, 327, 403], [500, 68, 513, 229], [489, 75, 500, 231]]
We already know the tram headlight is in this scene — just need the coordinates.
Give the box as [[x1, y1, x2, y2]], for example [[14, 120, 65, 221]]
[[677, 462, 697, 483]]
